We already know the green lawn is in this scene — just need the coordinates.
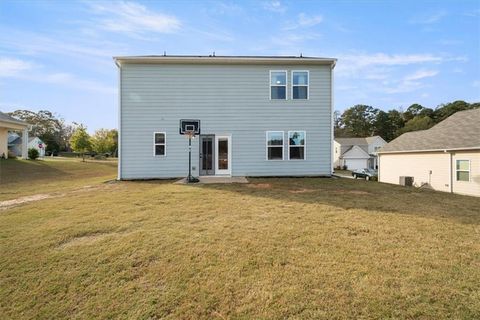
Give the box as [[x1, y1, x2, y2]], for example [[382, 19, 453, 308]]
[[0, 159, 479, 319]]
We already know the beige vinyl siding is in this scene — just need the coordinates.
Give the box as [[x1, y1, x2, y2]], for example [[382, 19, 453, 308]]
[[379, 152, 451, 192], [452, 151, 480, 197]]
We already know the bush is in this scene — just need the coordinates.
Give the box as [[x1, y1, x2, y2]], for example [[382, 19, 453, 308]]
[[28, 148, 39, 160]]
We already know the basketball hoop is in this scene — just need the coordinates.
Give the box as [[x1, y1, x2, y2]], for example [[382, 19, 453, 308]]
[[184, 130, 196, 139], [179, 119, 201, 183]]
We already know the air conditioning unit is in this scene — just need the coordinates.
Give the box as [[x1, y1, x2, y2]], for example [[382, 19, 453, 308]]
[[399, 176, 414, 187]]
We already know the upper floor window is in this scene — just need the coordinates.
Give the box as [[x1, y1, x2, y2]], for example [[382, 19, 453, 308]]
[[288, 131, 306, 160], [292, 71, 309, 99], [154, 132, 166, 156], [270, 71, 287, 100], [456, 160, 470, 182]]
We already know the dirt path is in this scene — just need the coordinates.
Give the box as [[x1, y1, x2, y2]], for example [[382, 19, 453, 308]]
[[0, 185, 108, 211]]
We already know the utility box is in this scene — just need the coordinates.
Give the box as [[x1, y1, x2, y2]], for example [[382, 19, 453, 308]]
[[399, 176, 414, 187]]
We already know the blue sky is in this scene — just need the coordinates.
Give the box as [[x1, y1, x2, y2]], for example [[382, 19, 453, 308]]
[[0, 0, 479, 132]]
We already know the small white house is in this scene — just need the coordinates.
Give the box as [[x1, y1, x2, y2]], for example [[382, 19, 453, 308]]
[[334, 136, 387, 170], [8, 133, 46, 157], [0, 111, 29, 159], [378, 109, 479, 197]]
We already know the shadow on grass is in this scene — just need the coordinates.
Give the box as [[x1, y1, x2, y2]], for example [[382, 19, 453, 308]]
[[193, 177, 480, 225], [0, 159, 117, 185]]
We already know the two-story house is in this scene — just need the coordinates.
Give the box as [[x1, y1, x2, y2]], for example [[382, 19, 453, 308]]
[[114, 55, 336, 179]]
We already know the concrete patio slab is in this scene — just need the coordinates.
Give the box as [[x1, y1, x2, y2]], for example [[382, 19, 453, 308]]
[[174, 176, 249, 184]]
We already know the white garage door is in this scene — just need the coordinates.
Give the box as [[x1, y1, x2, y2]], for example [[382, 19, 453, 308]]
[[345, 159, 368, 171]]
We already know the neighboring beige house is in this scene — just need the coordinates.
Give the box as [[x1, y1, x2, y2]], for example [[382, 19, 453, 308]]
[[378, 108, 480, 197], [334, 136, 387, 170], [0, 111, 29, 159], [8, 133, 46, 157]]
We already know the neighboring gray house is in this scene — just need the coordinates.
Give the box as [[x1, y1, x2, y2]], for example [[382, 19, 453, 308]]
[[334, 136, 387, 170], [114, 55, 336, 179]]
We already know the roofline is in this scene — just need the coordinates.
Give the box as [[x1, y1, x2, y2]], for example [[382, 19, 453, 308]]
[[378, 146, 480, 154], [0, 117, 30, 127], [113, 55, 337, 67]]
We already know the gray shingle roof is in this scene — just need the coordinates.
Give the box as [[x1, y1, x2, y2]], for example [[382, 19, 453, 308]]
[[334, 137, 368, 146], [379, 108, 480, 153]]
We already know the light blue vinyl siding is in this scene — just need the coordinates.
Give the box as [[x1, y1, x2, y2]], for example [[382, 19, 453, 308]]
[[119, 63, 332, 179]]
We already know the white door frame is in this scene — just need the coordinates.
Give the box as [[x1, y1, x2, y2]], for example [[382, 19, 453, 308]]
[[215, 135, 231, 175]]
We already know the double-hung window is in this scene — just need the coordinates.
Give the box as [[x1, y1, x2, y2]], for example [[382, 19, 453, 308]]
[[288, 131, 306, 160], [266, 131, 284, 160], [292, 71, 309, 99], [270, 71, 287, 100], [456, 160, 470, 181], [154, 132, 166, 156]]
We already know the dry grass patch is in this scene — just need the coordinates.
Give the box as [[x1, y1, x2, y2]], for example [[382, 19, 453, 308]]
[[0, 161, 479, 319], [0, 158, 116, 201]]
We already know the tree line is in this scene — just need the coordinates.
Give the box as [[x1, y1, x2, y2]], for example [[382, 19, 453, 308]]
[[8, 110, 117, 156], [335, 100, 480, 142]]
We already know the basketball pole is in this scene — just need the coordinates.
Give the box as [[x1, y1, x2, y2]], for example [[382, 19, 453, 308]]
[[188, 135, 192, 182]]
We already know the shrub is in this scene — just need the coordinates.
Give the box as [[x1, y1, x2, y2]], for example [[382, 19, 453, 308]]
[[28, 148, 39, 160]]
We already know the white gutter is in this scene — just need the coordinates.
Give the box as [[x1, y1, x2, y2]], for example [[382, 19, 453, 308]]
[[115, 61, 122, 180], [330, 63, 335, 174]]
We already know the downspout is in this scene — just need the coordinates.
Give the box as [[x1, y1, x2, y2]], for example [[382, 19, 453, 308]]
[[330, 61, 335, 175], [115, 59, 122, 180], [378, 153, 381, 181], [448, 150, 453, 193]]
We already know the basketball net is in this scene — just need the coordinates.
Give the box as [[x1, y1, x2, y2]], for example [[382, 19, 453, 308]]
[[185, 130, 196, 139]]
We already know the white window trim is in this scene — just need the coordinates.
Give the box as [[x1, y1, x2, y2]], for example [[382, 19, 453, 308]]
[[215, 135, 232, 175], [288, 130, 306, 160], [291, 70, 309, 100], [456, 159, 470, 182], [266, 131, 284, 161], [153, 132, 166, 157], [269, 70, 287, 100]]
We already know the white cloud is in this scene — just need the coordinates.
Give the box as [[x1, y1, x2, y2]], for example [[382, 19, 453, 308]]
[[271, 32, 320, 47], [284, 13, 323, 30], [382, 69, 438, 94], [404, 69, 439, 81], [464, 9, 480, 17], [89, 1, 181, 36], [262, 1, 286, 13], [41, 72, 116, 94], [0, 58, 115, 94], [348, 53, 443, 67], [335, 53, 444, 80], [0, 57, 33, 77], [410, 11, 447, 24]]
